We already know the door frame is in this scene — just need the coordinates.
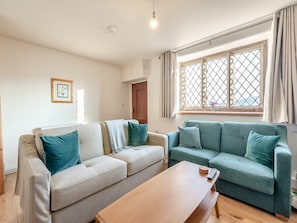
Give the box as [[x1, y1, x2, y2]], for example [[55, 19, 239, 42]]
[[131, 81, 147, 124]]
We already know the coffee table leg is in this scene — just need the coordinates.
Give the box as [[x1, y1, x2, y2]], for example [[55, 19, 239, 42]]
[[211, 184, 220, 218], [214, 201, 220, 217]]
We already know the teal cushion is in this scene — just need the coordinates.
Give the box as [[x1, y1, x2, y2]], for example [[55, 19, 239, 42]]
[[41, 130, 81, 175], [128, 122, 148, 146], [178, 126, 202, 149], [244, 130, 280, 169], [221, 122, 277, 156]]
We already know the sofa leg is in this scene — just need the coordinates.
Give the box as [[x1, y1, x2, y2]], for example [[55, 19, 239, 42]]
[[275, 213, 289, 221]]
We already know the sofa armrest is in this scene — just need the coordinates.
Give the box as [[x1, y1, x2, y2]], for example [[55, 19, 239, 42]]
[[146, 132, 168, 163], [274, 144, 292, 218], [167, 131, 179, 150], [166, 131, 179, 165], [15, 135, 52, 223]]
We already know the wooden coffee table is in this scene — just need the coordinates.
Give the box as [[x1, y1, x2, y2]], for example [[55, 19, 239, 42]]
[[95, 161, 220, 223]]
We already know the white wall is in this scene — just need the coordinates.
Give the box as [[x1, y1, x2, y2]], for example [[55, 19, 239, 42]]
[[148, 56, 297, 177], [0, 36, 130, 172]]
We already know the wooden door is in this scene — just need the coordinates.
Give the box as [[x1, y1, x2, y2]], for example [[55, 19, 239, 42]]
[[132, 82, 147, 124]]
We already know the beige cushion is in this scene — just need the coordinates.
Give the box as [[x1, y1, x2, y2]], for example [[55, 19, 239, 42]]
[[111, 145, 164, 176], [34, 123, 104, 162], [77, 123, 104, 161], [50, 155, 127, 211]]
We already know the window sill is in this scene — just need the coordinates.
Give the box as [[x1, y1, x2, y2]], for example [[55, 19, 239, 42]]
[[178, 111, 263, 116]]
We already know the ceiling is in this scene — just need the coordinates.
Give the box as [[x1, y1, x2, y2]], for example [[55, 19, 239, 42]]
[[0, 0, 296, 66]]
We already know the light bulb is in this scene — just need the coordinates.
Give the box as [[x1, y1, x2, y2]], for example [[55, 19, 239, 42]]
[[150, 11, 158, 28], [150, 18, 158, 28]]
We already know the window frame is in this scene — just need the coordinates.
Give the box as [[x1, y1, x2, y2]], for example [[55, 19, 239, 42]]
[[179, 41, 267, 114]]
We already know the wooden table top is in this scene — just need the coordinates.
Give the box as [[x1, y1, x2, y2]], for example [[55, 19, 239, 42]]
[[96, 161, 219, 223]]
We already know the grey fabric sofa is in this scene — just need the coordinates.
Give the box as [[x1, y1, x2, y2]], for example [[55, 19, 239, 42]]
[[15, 121, 167, 223], [167, 120, 292, 219]]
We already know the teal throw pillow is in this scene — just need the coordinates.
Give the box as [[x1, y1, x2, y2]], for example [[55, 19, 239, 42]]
[[244, 130, 280, 169], [178, 126, 202, 149], [41, 130, 81, 175], [128, 122, 148, 146]]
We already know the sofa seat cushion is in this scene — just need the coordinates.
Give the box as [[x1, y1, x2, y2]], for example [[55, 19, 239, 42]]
[[111, 145, 164, 176], [209, 153, 274, 195], [51, 155, 127, 211], [170, 147, 218, 167]]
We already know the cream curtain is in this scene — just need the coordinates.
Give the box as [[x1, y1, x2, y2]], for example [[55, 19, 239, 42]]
[[263, 5, 297, 124], [161, 51, 177, 118]]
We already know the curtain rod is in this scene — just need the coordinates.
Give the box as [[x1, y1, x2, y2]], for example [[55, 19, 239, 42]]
[[175, 13, 274, 53]]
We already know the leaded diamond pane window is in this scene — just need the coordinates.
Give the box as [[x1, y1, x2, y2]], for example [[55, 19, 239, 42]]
[[204, 57, 227, 107], [180, 63, 202, 109], [180, 42, 266, 112], [231, 49, 261, 107]]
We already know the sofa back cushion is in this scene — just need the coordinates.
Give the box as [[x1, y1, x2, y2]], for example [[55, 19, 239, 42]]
[[100, 119, 139, 154], [34, 123, 104, 162], [244, 130, 280, 169], [221, 122, 277, 156], [183, 120, 222, 152]]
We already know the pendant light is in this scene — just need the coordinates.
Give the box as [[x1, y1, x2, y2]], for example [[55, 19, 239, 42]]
[[150, 0, 158, 28]]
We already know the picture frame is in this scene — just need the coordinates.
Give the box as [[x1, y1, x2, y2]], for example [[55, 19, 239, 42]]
[[51, 78, 73, 103]]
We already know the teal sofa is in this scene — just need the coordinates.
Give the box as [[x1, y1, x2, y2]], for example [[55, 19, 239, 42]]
[[167, 120, 292, 219]]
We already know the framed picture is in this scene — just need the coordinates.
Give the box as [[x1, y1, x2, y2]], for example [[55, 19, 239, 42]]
[[51, 78, 73, 103]]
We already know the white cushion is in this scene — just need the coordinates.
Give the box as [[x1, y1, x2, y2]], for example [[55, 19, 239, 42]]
[[77, 123, 104, 161], [50, 155, 127, 211], [34, 123, 104, 162]]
